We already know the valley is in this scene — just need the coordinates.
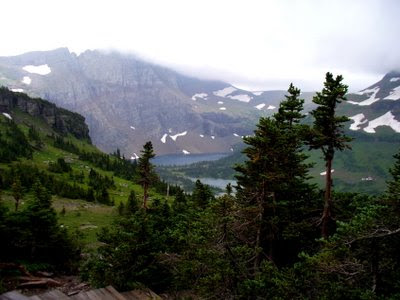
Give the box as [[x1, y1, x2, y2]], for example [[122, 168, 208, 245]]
[[1, 50, 400, 298]]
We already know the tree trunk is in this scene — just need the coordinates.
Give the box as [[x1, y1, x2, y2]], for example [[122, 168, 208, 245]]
[[253, 181, 266, 274], [143, 183, 148, 209], [15, 198, 20, 211], [322, 158, 333, 238], [253, 200, 263, 274], [371, 240, 379, 293]]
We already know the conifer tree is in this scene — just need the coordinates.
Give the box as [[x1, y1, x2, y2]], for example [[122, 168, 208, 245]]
[[234, 83, 313, 271], [274, 83, 305, 127], [138, 142, 156, 209], [309, 72, 351, 238], [191, 180, 214, 209], [386, 151, 400, 207], [12, 177, 23, 211], [235, 117, 288, 271], [126, 190, 139, 214]]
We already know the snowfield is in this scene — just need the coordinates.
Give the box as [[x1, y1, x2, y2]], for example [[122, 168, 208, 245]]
[[267, 105, 276, 110], [252, 91, 264, 96], [364, 111, 400, 133], [2, 113, 12, 120], [213, 87, 237, 97], [352, 87, 380, 106], [349, 113, 368, 130], [11, 88, 24, 93], [22, 76, 31, 85], [170, 131, 187, 141], [219, 107, 227, 110], [182, 149, 190, 155], [161, 134, 168, 143], [130, 153, 139, 160], [255, 103, 265, 110], [191, 93, 208, 101], [320, 169, 335, 176], [384, 86, 400, 100], [130, 126, 135, 130], [228, 94, 252, 102], [22, 64, 51, 75], [390, 77, 400, 82]]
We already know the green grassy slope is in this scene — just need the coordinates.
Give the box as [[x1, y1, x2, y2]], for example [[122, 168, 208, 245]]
[[0, 109, 167, 249]]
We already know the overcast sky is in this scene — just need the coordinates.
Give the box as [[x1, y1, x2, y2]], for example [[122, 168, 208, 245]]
[[1, 0, 399, 91]]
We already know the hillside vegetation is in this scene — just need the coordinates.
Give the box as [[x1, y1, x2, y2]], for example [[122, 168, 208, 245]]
[[2, 74, 400, 300]]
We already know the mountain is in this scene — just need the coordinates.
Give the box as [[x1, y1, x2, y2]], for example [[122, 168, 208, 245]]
[[0, 86, 90, 141], [0, 48, 314, 156], [341, 71, 400, 133], [158, 72, 400, 194]]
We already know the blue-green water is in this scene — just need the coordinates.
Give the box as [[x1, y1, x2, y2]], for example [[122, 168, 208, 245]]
[[152, 153, 229, 166], [188, 177, 236, 190]]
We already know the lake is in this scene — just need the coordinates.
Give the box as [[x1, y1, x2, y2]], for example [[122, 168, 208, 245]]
[[152, 152, 229, 166], [188, 177, 236, 190]]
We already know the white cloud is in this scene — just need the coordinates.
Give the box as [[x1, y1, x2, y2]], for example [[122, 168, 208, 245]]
[[0, 0, 398, 91]]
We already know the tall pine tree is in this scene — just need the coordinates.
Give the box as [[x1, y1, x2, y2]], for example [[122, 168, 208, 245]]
[[234, 83, 313, 272], [138, 142, 157, 209], [309, 72, 351, 238]]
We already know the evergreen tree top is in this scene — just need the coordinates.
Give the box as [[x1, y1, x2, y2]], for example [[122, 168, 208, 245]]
[[309, 72, 351, 156], [274, 83, 305, 127]]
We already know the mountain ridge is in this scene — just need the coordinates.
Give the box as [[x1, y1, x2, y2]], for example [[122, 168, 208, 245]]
[[0, 48, 311, 156], [1, 48, 399, 157]]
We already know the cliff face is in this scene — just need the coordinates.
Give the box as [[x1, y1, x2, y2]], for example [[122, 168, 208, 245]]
[[0, 48, 294, 156], [0, 87, 90, 141]]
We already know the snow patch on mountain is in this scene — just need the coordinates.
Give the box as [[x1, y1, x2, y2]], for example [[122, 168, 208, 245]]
[[130, 126, 135, 130], [22, 64, 51, 75], [233, 133, 239, 137], [320, 169, 335, 176], [11, 88, 24, 93], [170, 131, 187, 141], [389, 77, 400, 82], [191, 93, 208, 101], [352, 87, 380, 106], [130, 153, 139, 160], [228, 94, 252, 102], [267, 105, 276, 110], [211, 136, 215, 139], [182, 149, 190, 155], [161, 134, 168, 143], [2, 113, 12, 120], [200, 134, 204, 138], [255, 103, 265, 110], [213, 87, 237, 97], [252, 91, 264, 96], [217, 101, 224, 105], [349, 113, 368, 131], [219, 107, 227, 110], [22, 76, 31, 85], [363, 111, 400, 133], [384, 86, 400, 100]]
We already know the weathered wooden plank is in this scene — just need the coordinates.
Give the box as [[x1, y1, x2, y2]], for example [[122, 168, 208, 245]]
[[35, 289, 69, 300], [104, 286, 127, 300], [121, 290, 160, 300], [85, 289, 103, 300], [70, 292, 90, 300], [0, 291, 30, 300]]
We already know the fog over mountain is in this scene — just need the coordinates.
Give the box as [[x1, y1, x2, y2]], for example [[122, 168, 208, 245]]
[[0, 0, 399, 92]]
